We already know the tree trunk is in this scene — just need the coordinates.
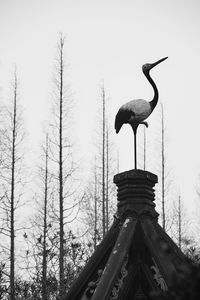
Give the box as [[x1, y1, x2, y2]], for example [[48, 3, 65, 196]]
[[42, 135, 48, 300], [102, 86, 106, 238], [94, 159, 97, 250], [59, 36, 65, 299], [178, 195, 182, 249], [10, 69, 17, 300], [161, 103, 165, 231], [106, 123, 109, 232]]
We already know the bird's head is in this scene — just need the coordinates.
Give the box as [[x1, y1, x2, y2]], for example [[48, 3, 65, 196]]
[[142, 57, 168, 73]]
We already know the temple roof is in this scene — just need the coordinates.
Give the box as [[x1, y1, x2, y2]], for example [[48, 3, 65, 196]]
[[63, 170, 186, 300]]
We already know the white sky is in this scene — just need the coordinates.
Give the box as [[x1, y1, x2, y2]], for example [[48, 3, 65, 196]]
[[0, 0, 200, 213]]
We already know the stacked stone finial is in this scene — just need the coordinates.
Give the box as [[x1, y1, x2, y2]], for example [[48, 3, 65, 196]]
[[114, 169, 158, 220]]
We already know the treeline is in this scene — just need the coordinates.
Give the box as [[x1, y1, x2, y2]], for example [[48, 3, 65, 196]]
[[0, 34, 199, 300], [0, 34, 118, 300]]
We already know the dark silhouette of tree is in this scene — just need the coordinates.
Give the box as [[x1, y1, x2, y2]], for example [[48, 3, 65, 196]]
[[48, 33, 79, 298], [58, 35, 65, 299], [151, 102, 174, 232], [21, 138, 60, 298], [171, 193, 190, 250], [10, 69, 17, 300], [81, 83, 117, 248], [160, 102, 166, 230], [0, 67, 25, 300], [41, 134, 49, 300], [100, 83, 116, 237], [102, 85, 106, 237]]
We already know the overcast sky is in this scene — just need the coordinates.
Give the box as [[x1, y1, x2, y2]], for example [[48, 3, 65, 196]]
[[0, 0, 200, 212]]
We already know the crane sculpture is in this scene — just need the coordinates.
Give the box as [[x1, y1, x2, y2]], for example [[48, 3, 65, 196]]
[[115, 57, 168, 169]]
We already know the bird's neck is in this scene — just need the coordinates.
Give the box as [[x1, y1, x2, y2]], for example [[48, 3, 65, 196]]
[[145, 71, 159, 111]]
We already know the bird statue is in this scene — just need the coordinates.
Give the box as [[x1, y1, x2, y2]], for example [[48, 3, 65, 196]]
[[115, 57, 168, 169]]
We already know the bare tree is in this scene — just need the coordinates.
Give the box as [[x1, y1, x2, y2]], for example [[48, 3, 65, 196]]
[[171, 193, 190, 251], [161, 102, 166, 230], [58, 35, 65, 299], [49, 33, 78, 298], [153, 102, 173, 232], [81, 83, 117, 246], [20, 131, 59, 299], [81, 162, 101, 250], [194, 180, 200, 246], [105, 121, 109, 232], [42, 134, 49, 300], [102, 85, 106, 237], [100, 84, 117, 236], [0, 67, 25, 300], [94, 157, 98, 250], [178, 194, 182, 249]]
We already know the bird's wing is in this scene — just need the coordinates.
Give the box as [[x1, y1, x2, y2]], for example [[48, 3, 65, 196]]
[[115, 109, 134, 133]]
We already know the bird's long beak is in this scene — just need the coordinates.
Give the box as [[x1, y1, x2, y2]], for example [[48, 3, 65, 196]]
[[150, 57, 168, 69]]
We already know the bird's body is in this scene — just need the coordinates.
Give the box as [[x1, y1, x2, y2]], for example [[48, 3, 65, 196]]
[[115, 57, 168, 168], [115, 99, 152, 133]]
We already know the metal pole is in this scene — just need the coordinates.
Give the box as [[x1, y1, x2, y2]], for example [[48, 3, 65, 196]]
[[133, 127, 137, 169], [134, 132, 137, 169], [143, 126, 146, 170]]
